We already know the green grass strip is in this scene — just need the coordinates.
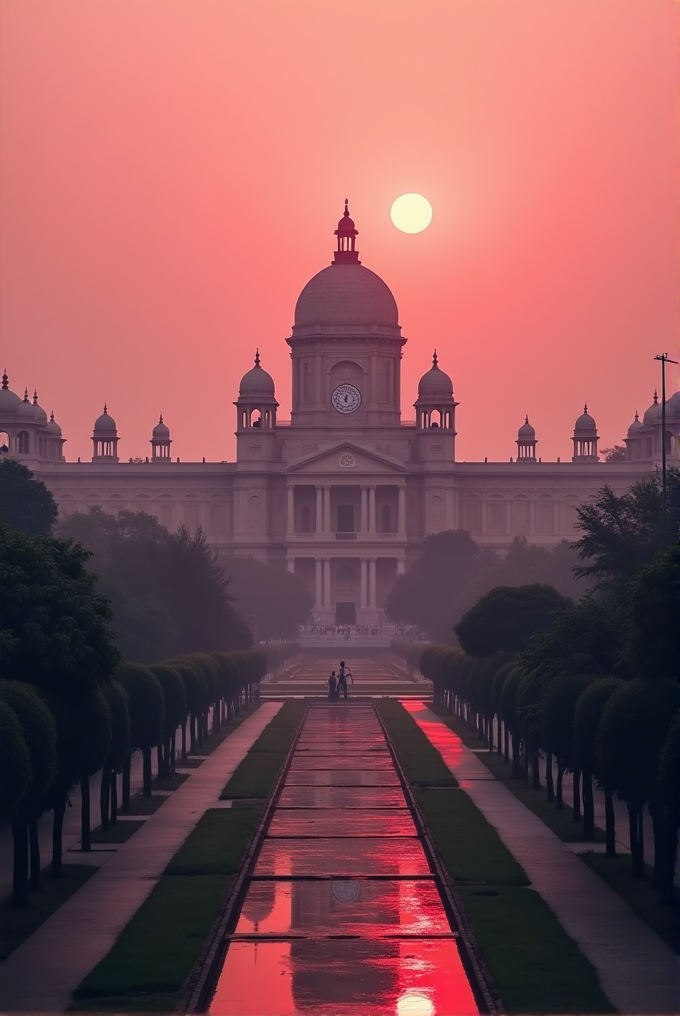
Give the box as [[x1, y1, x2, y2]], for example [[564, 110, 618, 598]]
[[71, 806, 261, 1011], [430, 703, 679, 953], [374, 698, 458, 786], [384, 700, 613, 1014], [220, 699, 308, 799], [0, 865, 98, 960]]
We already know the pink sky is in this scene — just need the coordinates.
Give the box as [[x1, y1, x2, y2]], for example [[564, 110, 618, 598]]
[[2, 0, 677, 464]]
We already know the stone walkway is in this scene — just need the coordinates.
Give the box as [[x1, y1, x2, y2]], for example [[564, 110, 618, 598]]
[[403, 701, 680, 1016], [0, 703, 282, 1013]]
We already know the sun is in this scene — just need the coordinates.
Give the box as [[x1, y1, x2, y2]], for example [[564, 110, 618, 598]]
[[390, 193, 433, 233]]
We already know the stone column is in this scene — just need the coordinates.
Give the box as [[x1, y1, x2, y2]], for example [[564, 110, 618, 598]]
[[315, 487, 323, 533], [323, 558, 331, 609], [323, 486, 331, 533], [360, 558, 368, 609], [315, 558, 322, 609], [368, 557, 377, 608], [287, 486, 295, 537], [398, 486, 406, 536], [368, 486, 376, 533], [397, 559, 406, 576], [287, 559, 295, 574], [360, 486, 368, 533]]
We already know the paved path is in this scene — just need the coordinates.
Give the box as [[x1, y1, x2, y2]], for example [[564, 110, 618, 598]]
[[261, 655, 431, 699], [403, 701, 680, 1015], [207, 702, 479, 1016], [0, 703, 282, 1013]]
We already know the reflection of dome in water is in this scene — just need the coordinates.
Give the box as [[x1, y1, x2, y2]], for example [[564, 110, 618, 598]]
[[241, 881, 276, 927]]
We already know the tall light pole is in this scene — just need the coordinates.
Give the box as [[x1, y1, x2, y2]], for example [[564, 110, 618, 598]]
[[654, 352, 678, 510]]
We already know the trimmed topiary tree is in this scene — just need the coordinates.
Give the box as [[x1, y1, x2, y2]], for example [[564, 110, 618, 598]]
[[499, 666, 526, 778], [0, 700, 31, 824], [148, 664, 186, 778], [117, 663, 164, 801], [542, 674, 596, 815], [572, 677, 624, 848], [100, 681, 130, 829]]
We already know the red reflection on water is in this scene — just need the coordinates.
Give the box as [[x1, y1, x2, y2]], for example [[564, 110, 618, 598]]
[[400, 701, 465, 772]]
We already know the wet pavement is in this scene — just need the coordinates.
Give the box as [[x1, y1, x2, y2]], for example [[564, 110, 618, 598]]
[[208, 703, 479, 1016]]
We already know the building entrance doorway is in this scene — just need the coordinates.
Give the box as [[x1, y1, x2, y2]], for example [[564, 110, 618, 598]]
[[335, 601, 356, 624]]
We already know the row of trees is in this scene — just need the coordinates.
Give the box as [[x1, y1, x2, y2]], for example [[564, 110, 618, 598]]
[[420, 646, 678, 905], [0, 518, 298, 908]]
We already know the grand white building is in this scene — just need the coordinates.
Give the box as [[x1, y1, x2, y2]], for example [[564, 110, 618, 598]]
[[3, 204, 678, 624]]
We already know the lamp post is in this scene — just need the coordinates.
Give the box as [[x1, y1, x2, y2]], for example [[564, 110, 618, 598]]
[[654, 353, 678, 511]]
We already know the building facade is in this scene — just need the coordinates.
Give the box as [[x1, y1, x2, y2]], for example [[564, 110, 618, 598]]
[[3, 204, 678, 625]]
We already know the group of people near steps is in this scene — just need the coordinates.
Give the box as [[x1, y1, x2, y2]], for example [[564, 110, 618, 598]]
[[328, 661, 353, 700]]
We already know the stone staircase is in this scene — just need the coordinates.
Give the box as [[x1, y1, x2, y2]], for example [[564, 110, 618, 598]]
[[260, 655, 432, 700]]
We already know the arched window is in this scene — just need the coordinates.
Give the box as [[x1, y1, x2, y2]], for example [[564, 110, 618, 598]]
[[0, 431, 9, 454], [300, 505, 312, 533], [17, 431, 30, 454], [381, 505, 392, 532]]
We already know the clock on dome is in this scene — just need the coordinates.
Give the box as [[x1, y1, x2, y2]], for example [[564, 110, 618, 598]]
[[331, 384, 362, 414]]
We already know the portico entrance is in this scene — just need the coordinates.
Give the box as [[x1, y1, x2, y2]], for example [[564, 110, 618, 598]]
[[335, 601, 356, 625]]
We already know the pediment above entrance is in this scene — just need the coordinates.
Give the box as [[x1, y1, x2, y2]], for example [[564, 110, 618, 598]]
[[283, 441, 408, 476]]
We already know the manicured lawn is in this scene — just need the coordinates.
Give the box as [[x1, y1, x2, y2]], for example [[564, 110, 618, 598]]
[[0, 864, 98, 960], [459, 885, 615, 1014], [416, 788, 528, 886], [90, 821, 144, 844], [191, 703, 261, 756], [71, 806, 262, 1012], [385, 700, 613, 1014], [579, 851, 679, 954], [220, 699, 308, 799], [375, 698, 458, 787]]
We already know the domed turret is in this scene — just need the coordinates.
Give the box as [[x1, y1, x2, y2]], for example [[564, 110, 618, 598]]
[[664, 390, 680, 420], [235, 351, 278, 431], [45, 411, 62, 437], [0, 371, 22, 415], [516, 415, 537, 461], [643, 391, 661, 426], [92, 404, 119, 461], [414, 351, 457, 433], [239, 350, 276, 398], [417, 350, 454, 398], [17, 389, 37, 422], [151, 414, 172, 461], [627, 411, 644, 437], [32, 390, 48, 426], [572, 403, 599, 462]]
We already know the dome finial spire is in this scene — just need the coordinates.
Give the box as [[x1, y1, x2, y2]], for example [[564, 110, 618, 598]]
[[254, 348, 261, 368], [1, 370, 8, 391], [432, 349, 438, 369], [333, 199, 360, 264], [103, 403, 108, 414]]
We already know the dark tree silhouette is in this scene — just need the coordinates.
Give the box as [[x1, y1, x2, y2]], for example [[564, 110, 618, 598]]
[[117, 663, 164, 800], [0, 459, 57, 535], [100, 681, 130, 830], [456, 584, 571, 657], [572, 677, 624, 848]]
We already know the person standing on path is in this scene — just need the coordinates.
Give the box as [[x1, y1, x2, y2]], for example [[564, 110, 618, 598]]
[[328, 671, 338, 701], [337, 671, 347, 700], [338, 661, 353, 699]]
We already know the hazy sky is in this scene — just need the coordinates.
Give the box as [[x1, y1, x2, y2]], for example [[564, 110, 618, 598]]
[[2, 0, 677, 463]]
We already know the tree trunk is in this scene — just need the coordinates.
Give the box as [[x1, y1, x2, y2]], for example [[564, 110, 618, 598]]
[[190, 714, 196, 753], [157, 743, 164, 782], [80, 776, 91, 851], [582, 771, 595, 840], [100, 768, 110, 832], [572, 769, 581, 822], [656, 805, 679, 907], [110, 771, 118, 824], [29, 814, 41, 890], [52, 794, 66, 878], [628, 803, 645, 878], [122, 751, 131, 811], [532, 747, 541, 790], [545, 752, 555, 803], [555, 761, 565, 809], [604, 787, 616, 856], [496, 717, 502, 754], [181, 718, 187, 759], [170, 733, 176, 775], [142, 746, 153, 797], [504, 725, 510, 764], [511, 733, 522, 778], [11, 815, 29, 906]]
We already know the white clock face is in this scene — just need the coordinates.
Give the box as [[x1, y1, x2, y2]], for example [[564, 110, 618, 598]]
[[331, 384, 362, 414]]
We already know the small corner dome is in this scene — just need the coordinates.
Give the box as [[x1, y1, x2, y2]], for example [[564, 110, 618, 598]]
[[45, 413, 62, 436], [0, 372, 22, 414], [294, 265, 399, 329], [17, 392, 37, 421], [643, 393, 661, 425], [627, 413, 644, 437], [32, 393, 48, 425], [417, 352, 453, 397], [152, 416, 170, 439], [574, 405, 597, 432], [239, 352, 275, 398], [518, 416, 536, 439], [94, 406, 117, 432]]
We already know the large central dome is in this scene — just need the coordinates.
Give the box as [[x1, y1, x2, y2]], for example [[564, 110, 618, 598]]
[[294, 263, 399, 328], [291, 202, 400, 335]]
